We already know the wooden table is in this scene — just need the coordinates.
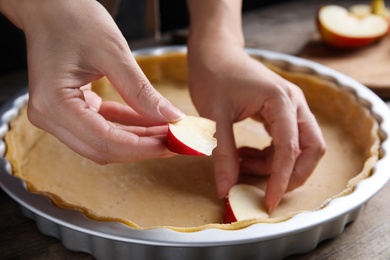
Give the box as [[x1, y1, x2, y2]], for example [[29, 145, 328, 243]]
[[1, 0, 390, 259]]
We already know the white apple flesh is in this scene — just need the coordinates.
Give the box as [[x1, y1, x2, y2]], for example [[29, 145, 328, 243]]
[[223, 184, 269, 223], [317, 5, 389, 48], [349, 4, 371, 18], [167, 115, 217, 156]]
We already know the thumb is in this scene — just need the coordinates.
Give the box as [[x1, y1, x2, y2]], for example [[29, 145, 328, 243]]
[[213, 117, 239, 198], [105, 54, 185, 123]]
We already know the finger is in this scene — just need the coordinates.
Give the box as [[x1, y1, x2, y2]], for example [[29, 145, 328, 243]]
[[27, 89, 174, 164], [115, 124, 169, 137], [54, 123, 173, 164], [79, 83, 92, 92], [213, 116, 239, 199], [60, 115, 174, 163], [238, 146, 274, 176], [82, 86, 102, 112], [99, 101, 162, 126], [240, 159, 273, 176], [238, 146, 274, 159], [97, 48, 185, 123], [261, 97, 300, 213], [287, 107, 326, 191]]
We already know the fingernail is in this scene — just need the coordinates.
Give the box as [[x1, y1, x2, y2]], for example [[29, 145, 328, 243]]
[[159, 102, 186, 122], [267, 196, 281, 214], [268, 204, 275, 214], [89, 106, 98, 112]]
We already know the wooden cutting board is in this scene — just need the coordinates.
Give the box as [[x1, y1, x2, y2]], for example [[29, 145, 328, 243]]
[[299, 33, 390, 99]]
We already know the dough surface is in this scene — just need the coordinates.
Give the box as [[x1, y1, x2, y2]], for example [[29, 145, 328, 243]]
[[5, 53, 379, 231]]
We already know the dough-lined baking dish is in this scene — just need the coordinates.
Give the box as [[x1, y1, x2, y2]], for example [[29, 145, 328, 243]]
[[4, 50, 380, 231], [1, 46, 389, 259]]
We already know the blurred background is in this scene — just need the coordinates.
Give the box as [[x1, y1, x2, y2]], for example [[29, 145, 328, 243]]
[[0, 0, 288, 74]]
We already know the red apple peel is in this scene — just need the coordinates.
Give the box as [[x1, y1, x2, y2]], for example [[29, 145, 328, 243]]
[[223, 184, 269, 223], [317, 5, 389, 49]]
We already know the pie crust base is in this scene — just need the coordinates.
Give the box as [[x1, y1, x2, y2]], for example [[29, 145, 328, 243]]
[[5, 53, 380, 231]]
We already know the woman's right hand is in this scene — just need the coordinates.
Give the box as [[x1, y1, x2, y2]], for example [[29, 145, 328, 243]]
[[0, 0, 185, 164]]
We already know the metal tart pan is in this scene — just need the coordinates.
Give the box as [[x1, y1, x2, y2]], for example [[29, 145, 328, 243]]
[[1, 46, 390, 260]]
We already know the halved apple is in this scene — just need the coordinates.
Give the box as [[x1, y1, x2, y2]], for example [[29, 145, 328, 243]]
[[167, 115, 217, 156], [223, 184, 269, 223], [317, 5, 389, 48]]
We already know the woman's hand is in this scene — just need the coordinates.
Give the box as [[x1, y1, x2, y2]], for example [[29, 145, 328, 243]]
[[186, 0, 325, 212], [0, 0, 185, 164], [188, 44, 326, 212]]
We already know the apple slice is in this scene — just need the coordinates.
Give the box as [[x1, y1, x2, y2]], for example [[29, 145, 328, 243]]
[[167, 115, 217, 156], [223, 184, 269, 223], [317, 5, 389, 48]]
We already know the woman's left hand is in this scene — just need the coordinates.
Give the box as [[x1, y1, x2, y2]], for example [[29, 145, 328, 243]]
[[187, 44, 326, 212]]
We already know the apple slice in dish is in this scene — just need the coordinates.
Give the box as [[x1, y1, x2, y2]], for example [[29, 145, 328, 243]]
[[167, 115, 217, 156], [317, 5, 389, 48], [223, 184, 269, 223]]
